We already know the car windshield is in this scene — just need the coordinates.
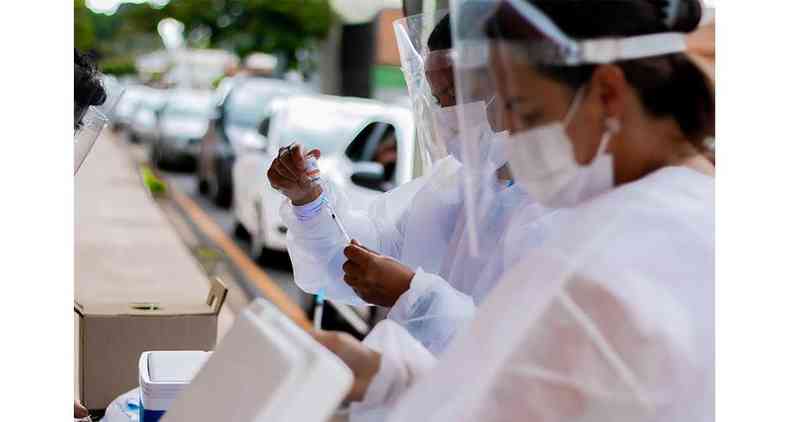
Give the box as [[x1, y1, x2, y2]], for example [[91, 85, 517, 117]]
[[225, 82, 300, 128], [277, 100, 373, 155], [164, 94, 214, 119], [140, 91, 167, 111], [115, 89, 144, 115]]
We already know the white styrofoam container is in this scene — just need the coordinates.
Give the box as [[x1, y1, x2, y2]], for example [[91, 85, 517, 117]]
[[139, 351, 211, 412], [161, 298, 353, 422]]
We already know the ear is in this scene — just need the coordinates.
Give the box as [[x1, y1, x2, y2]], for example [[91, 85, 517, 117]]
[[589, 64, 628, 122]]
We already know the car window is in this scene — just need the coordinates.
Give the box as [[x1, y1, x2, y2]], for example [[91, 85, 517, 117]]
[[258, 117, 271, 137], [345, 121, 399, 191]]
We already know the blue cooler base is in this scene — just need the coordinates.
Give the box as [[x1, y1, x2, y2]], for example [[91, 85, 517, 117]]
[[140, 392, 166, 422], [140, 408, 165, 422], [103, 388, 141, 422]]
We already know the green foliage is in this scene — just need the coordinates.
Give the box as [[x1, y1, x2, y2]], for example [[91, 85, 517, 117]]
[[140, 166, 167, 196], [74, 0, 95, 52], [211, 74, 227, 89], [75, 0, 334, 68], [99, 56, 137, 76], [373, 65, 406, 89]]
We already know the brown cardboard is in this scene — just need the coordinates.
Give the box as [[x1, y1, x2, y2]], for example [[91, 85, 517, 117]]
[[75, 277, 227, 411]]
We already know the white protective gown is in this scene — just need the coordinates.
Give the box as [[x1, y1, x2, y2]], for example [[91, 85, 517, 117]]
[[280, 156, 548, 355], [353, 166, 713, 422]]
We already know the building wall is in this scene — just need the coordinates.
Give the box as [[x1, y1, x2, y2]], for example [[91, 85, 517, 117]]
[[376, 8, 404, 66]]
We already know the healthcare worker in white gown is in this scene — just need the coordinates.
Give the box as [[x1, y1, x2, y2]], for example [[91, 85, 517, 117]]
[[268, 11, 550, 356], [313, 0, 716, 421]]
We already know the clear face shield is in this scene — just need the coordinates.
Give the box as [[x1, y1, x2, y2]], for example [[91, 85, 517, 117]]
[[449, 0, 516, 256], [450, 0, 698, 254], [74, 83, 123, 175], [394, 11, 456, 174]]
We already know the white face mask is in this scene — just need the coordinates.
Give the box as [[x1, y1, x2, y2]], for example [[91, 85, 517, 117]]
[[431, 102, 462, 159], [505, 87, 619, 207], [431, 99, 505, 168]]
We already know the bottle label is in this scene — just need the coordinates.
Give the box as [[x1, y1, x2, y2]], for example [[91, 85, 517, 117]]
[[304, 153, 320, 182]]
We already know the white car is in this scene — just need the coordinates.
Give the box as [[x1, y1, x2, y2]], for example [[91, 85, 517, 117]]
[[150, 89, 216, 170], [112, 84, 147, 131], [233, 94, 417, 257], [127, 87, 169, 144]]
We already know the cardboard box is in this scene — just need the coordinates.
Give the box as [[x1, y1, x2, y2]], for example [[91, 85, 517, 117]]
[[75, 278, 227, 411]]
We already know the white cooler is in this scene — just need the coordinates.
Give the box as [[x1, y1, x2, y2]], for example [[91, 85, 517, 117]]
[[161, 298, 353, 422], [138, 351, 211, 422]]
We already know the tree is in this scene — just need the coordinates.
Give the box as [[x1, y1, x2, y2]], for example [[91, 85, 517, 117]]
[[74, 0, 96, 52], [75, 0, 334, 69]]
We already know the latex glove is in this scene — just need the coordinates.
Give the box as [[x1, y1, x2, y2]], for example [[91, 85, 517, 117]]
[[342, 240, 415, 307], [311, 329, 382, 402], [267, 143, 322, 205]]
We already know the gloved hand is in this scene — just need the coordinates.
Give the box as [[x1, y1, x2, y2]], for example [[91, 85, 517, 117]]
[[342, 240, 415, 307], [311, 329, 381, 402], [267, 143, 322, 205]]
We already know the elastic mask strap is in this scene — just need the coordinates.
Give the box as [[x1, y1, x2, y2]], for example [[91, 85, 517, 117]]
[[593, 117, 621, 161], [562, 86, 587, 126]]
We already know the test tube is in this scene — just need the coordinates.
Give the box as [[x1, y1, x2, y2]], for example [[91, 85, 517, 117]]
[[304, 150, 321, 182]]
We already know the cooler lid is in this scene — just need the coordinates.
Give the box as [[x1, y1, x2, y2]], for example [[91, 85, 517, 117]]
[[142, 351, 211, 384]]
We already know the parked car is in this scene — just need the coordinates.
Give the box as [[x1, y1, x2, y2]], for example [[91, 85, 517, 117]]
[[111, 84, 147, 132], [98, 74, 124, 120], [197, 77, 309, 208], [233, 94, 416, 257], [149, 89, 216, 171], [127, 87, 168, 144]]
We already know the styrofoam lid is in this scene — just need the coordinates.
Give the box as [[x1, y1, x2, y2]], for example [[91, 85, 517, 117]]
[[146, 351, 211, 384], [159, 299, 353, 422]]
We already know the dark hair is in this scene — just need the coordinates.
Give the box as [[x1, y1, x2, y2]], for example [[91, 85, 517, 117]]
[[427, 14, 453, 51], [75, 49, 106, 128], [486, 0, 713, 145]]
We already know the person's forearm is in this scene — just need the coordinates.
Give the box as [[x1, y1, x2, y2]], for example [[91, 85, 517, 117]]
[[350, 321, 437, 420], [281, 183, 384, 304]]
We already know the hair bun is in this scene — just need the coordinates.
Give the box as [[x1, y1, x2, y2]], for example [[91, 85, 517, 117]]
[[662, 0, 703, 33], [74, 49, 107, 107]]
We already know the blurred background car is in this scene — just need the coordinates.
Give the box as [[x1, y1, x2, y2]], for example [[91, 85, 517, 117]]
[[150, 89, 216, 171], [127, 87, 169, 144], [111, 84, 147, 133], [233, 94, 416, 259], [197, 76, 310, 208]]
